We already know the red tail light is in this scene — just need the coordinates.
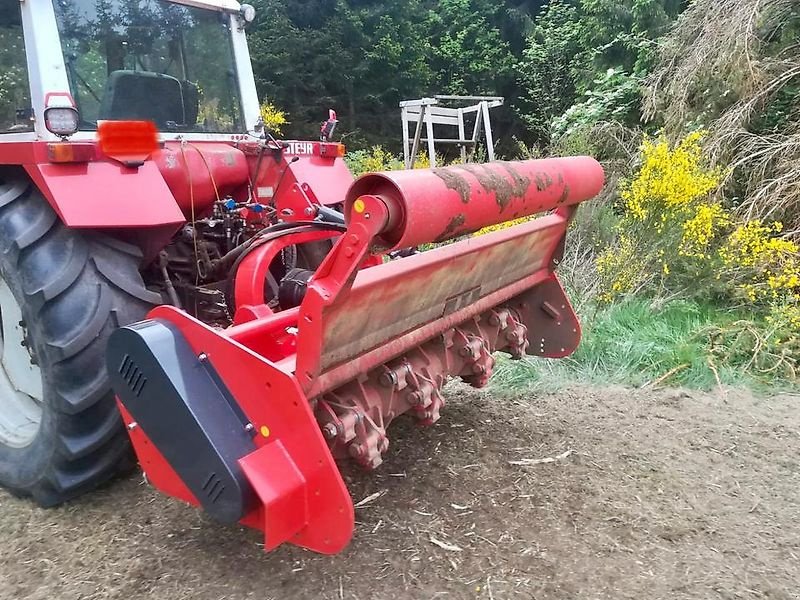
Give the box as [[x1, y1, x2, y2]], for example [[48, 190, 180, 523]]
[[47, 143, 96, 163], [319, 142, 346, 158]]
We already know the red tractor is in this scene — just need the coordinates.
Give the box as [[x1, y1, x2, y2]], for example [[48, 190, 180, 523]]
[[0, 0, 604, 554]]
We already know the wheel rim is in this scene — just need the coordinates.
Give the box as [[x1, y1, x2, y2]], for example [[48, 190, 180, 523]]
[[0, 278, 43, 448]]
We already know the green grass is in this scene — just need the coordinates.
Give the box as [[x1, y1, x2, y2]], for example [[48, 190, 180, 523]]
[[492, 298, 797, 393]]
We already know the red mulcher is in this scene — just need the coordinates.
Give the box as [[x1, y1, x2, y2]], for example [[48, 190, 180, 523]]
[[0, 0, 603, 554]]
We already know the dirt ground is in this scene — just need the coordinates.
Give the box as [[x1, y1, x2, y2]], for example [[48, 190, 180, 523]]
[[1, 384, 798, 600]]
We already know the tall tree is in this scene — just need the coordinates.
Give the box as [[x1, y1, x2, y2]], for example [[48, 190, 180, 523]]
[[428, 0, 514, 96], [514, 0, 686, 145], [247, 0, 684, 150]]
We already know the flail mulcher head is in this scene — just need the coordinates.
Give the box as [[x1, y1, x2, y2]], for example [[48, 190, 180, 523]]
[[107, 157, 604, 554]]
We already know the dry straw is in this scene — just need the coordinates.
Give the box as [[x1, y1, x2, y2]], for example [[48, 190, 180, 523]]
[[644, 0, 800, 237]]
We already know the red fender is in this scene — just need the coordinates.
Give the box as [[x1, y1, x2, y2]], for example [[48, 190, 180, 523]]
[[24, 160, 185, 228]]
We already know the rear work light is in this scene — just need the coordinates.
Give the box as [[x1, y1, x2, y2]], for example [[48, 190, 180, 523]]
[[43, 92, 80, 138], [44, 108, 80, 137], [240, 3, 256, 22]]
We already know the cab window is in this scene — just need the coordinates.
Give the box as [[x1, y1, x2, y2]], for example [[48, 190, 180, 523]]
[[53, 0, 244, 133], [0, 5, 32, 133]]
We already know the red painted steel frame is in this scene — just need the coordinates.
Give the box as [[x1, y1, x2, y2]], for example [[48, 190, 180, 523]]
[[0, 137, 356, 246], [304, 212, 569, 397], [234, 229, 341, 309], [27, 160, 185, 228], [119, 157, 604, 554], [124, 205, 581, 553]]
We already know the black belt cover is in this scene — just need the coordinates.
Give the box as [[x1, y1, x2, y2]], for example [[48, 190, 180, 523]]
[[106, 320, 257, 524]]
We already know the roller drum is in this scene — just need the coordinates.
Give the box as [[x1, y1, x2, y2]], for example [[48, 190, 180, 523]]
[[344, 157, 605, 250]]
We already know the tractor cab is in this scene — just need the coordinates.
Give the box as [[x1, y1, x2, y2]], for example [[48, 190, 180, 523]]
[[5, 0, 261, 141]]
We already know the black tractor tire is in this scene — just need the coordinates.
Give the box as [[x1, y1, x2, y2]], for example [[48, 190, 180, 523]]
[[0, 169, 160, 506]]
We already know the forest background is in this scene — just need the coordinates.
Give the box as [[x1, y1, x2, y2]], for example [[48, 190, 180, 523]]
[[250, 0, 800, 392]]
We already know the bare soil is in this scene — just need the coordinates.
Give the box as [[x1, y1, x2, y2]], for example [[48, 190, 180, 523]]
[[1, 384, 798, 600]]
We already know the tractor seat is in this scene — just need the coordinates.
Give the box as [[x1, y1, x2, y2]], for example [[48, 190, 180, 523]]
[[98, 70, 199, 129]]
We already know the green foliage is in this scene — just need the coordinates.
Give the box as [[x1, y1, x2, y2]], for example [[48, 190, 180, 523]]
[[576, 0, 681, 78], [363, 4, 434, 102], [707, 302, 800, 382], [247, 0, 676, 150], [514, 0, 684, 145], [344, 145, 461, 177], [514, 0, 583, 142], [344, 146, 404, 177], [551, 68, 641, 139], [0, 12, 30, 132], [249, 0, 437, 143], [428, 0, 514, 96], [492, 298, 798, 392]]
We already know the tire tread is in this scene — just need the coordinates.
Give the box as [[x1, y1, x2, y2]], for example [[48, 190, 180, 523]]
[[0, 170, 157, 505]]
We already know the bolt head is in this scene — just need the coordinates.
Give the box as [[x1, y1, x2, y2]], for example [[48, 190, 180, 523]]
[[322, 423, 338, 440], [379, 371, 398, 388], [348, 444, 364, 458]]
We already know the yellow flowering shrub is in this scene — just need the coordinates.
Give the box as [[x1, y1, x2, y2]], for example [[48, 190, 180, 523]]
[[621, 131, 722, 220], [411, 153, 431, 169], [599, 131, 800, 377], [598, 132, 726, 299], [768, 302, 800, 333], [260, 101, 288, 135], [345, 146, 456, 177], [197, 98, 235, 130], [600, 131, 799, 306], [596, 234, 645, 301], [681, 203, 730, 259], [348, 146, 401, 175], [475, 217, 532, 237], [720, 220, 800, 302]]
